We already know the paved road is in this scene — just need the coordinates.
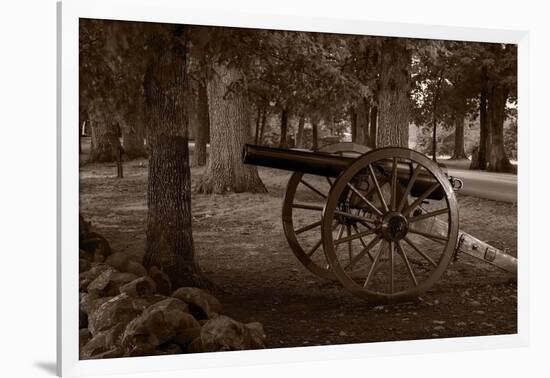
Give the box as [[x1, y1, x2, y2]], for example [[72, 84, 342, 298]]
[[446, 166, 517, 203]]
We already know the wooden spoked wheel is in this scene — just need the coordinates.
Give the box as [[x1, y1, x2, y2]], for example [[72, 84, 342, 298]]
[[282, 143, 369, 280], [321, 147, 459, 302]]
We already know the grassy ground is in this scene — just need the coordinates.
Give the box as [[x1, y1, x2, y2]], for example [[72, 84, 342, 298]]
[[79, 155, 517, 348]]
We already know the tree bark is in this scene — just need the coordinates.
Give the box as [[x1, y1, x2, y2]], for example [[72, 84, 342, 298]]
[[122, 127, 146, 159], [258, 108, 267, 145], [197, 62, 267, 193], [296, 115, 305, 148], [311, 116, 319, 151], [349, 107, 357, 143], [451, 99, 467, 160], [190, 76, 210, 167], [279, 107, 289, 148], [88, 99, 120, 162], [369, 104, 378, 149], [355, 98, 370, 146], [471, 67, 488, 170], [486, 84, 515, 173], [142, 27, 210, 289], [431, 72, 444, 161], [377, 38, 410, 148], [254, 106, 262, 144]]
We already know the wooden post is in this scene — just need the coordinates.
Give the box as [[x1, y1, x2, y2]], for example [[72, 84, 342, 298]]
[[117, 143, 124, 178]]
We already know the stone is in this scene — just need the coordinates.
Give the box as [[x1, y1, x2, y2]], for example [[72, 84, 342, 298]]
[[79, 309, 88, 329], [126, 343, 156, 357], [155, 343, 183, 355], [126, 260, 148, 277], [245, 322, 266, 348], [119, 277, 156, 298], [105, 252, 132, 272], [186, 337, 203, 353], [80, 233, 112, 260], [149, 267, 172, 296], [88, 293, 149, 336], [87, 270, 138, 297], [172, 287, 222, 319], [79, 328, 92, 351], [200, 315, 266, 352], [80, 249, 94, 263], [121, 298, 198, 351], [80, 294, 113, 315], [174, 327, 202, 348], [80, 264, 116, 292], [89, 348, 125, 359], [79, 258, 91, 273], [81, 322, 126, 359]]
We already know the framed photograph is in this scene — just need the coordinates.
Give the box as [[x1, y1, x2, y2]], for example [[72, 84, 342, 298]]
[[58, 0, 529, 376]]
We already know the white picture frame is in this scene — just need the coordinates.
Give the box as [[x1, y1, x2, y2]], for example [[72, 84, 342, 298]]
[[57, 0, 529, 376]]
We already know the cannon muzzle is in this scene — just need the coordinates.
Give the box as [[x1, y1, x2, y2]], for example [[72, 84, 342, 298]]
[[242, 144, 448, 200]]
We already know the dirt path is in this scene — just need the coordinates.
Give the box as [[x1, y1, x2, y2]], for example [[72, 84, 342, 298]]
[[80, 159, 517, 348]]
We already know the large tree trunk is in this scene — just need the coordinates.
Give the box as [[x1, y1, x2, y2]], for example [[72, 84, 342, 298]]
[[295, 115, 305, 148], [471, 67, 488, 170], [123, 127, 146, 159], [377, 38, 410, 148], [258, 108, 267, 145], [88, 99, 120, 162], [451, 99, 467, 160], [190, 76, 210, 167], [197, 63, 267, 193], [349, 107, 357, 143], [254, 106, 262, 144], [486, 84, 515, 173], [142, 28, 209, 289], [279, 107, 289, 148], [369, 104, 378, 149], [122, 103, 147, 159], [311, 116, 319, 151], [355, 98, 370, 146]]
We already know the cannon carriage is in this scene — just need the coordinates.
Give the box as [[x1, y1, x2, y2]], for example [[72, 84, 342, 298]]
[[243, 143, 516, 303]]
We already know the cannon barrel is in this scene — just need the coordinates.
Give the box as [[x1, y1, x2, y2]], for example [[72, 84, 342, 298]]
[[242, 144, 447, 200]]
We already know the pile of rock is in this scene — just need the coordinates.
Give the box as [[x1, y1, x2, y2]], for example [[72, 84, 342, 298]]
[[79, 216, 266, 359]]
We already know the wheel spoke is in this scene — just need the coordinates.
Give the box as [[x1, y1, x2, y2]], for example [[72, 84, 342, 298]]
[[396, 241, 418, 286], [352, 224, 375, 261], [364, 241, 386, 288], [367, 164, 389, 212], [398, 163, 423, 212], [325, 177, 333, 187], [300, 179, 327, 199], [403, 181, 441, 216], [334, 228, 377, 245], [295, 220, 322, 235], [306, 238, 323, 257], [345, 234, 381, 270], [408, 229, 448, 244], [390, 158, 398, 211], [346, 225, 353, 265], [402, 236, 438, 267], [346, 183, 384, 217], [389, 241, 395, 294], [333, 210, 378, 226], [333, 224, 345, 253], [408, 208, 449, 223], [293, 203, 323, 211]]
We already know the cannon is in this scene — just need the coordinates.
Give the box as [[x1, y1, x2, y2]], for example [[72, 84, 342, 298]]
[[243, 143, 517, 303]]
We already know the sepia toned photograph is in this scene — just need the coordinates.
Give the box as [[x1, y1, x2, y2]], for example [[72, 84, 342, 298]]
[[78, 18, 518, 360]]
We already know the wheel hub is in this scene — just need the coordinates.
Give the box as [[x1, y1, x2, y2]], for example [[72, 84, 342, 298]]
[[381, 212, 409, 241]]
